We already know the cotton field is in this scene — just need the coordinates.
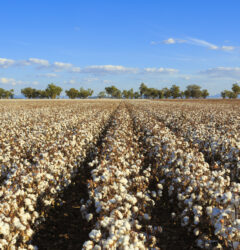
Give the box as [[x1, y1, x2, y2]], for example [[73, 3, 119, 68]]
[[0, 99, 239, 250]]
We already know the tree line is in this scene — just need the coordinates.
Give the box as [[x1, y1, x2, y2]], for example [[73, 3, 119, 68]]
[[0, 88, 14, 99], [221, 83, 240, 99], [0, 82, 239, 99], [100, 83, 210, 99]]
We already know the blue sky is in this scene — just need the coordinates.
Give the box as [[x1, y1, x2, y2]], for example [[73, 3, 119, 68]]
[[0, 0, 240, 95]]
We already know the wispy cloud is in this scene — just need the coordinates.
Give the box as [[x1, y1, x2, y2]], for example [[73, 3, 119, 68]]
[[0, 58, 15, 68], [152, 37, 236, 51], [144, 67, 179, 74], [81, 65, 138, 74], [200, 67, 240, 78], [0, 57, 179, 76], [0, 77, 24, 86], [53, 62, 73, 71], [37, 73, 57, 78]]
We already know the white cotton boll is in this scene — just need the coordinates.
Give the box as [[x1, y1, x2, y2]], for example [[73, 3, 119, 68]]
[[28, 204, 35, 211], [133, 206, 138, 213], [26, 228, 34, 237], [206, 206, 213, 216], [83, 240, 94, 250], [131, 196, 137, 205], [25, 198, 32, 206], [194, 228, 199, 236], [89, 229, 101, 242], [143, 213, 151, 220], [157, 183, 163, 190], [158, 190, 163, 197], [171, 212, 176, 219], [182, 216, 189, 226], [151, 191, 157, 198], [135, 224, 142, 230], [0, 221, 10, 235], [86, 213, 93, 222], [194, 216, 200, 225]]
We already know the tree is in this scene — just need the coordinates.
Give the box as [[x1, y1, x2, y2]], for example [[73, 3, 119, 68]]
[[186, 84, 202, 98], [184, 89, 191, 99], [134, 91, 141, 99], [122, 88, 134, 99], [227, 91, 238, 99], [232, 83, 240, 96], [98, 91, 106, 98], [157, 90, 164, 99], [21, 87, 35, 98], [122, 90, 130, 99], [201, 89, 209, 99], [170, 84, 180, 99], [65, 88, 79, 99], [147, 88, 159, 99], [221, 90, 227, 99], [179, 91, 185, 99], [45, 83, 62, 99], [78, 87, 94, 99], [0, 88, 14, 99], [0, 88, 6, 99], [162, 88, 171, 99], [105, 86, 121, 98], [139, 83, 148, 98]]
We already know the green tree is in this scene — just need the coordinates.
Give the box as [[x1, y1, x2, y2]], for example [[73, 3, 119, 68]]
[[184, 89, 191, 99], [232, 83, 240, 96], [65, 88, 79, 99], [21, 87, 35, 98], [186, 84, 202, 98], [157, 90, 164, 99], [179, 91, 185, 99], [98, 91, 106, 98], [134, 91, 141, 99], [45, 83, 62, 99], [122, 90, 130, 99], [105, 86, 121, 98], [0, 88, 5, 99], [201, 89, 209, 99], [221, 90, 227, 99], [122, 88, 134, 99], [139, 83, 148, 98], [170, 84, 180, 99], [227, 91, 238, 99], [147, 88, 159, 99], [78, 87, 94, 99], [162, 88, 171, 99]]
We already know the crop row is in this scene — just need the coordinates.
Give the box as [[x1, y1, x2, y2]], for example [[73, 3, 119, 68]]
[[128, 103, 240, 249], [136, 101, 240, 182], [81, 105, 162, 249], [0, 101, 117, 249]]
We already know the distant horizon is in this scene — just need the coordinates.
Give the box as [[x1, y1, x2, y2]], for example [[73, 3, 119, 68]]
[[1, 1, 240, 95]]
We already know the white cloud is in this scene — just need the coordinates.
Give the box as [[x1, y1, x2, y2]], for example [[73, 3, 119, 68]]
[[83, 77, 99, 82], [82, 65, 138, 74], [180, 75, 191, 80], [200, 67, 240, 78], [221, 45, 235, 51], [159, 37, 235, 51], [37, 73, 57, 78], [28, 58, 50, 67], [188, 38, 219, 50], [71, 67, 81, 72], [163, 38, 176, 44], [53, 62, 73, 71], [144, 67, 178, 74], [0, 58, 15, 68], [0, 77, 24, 86]]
